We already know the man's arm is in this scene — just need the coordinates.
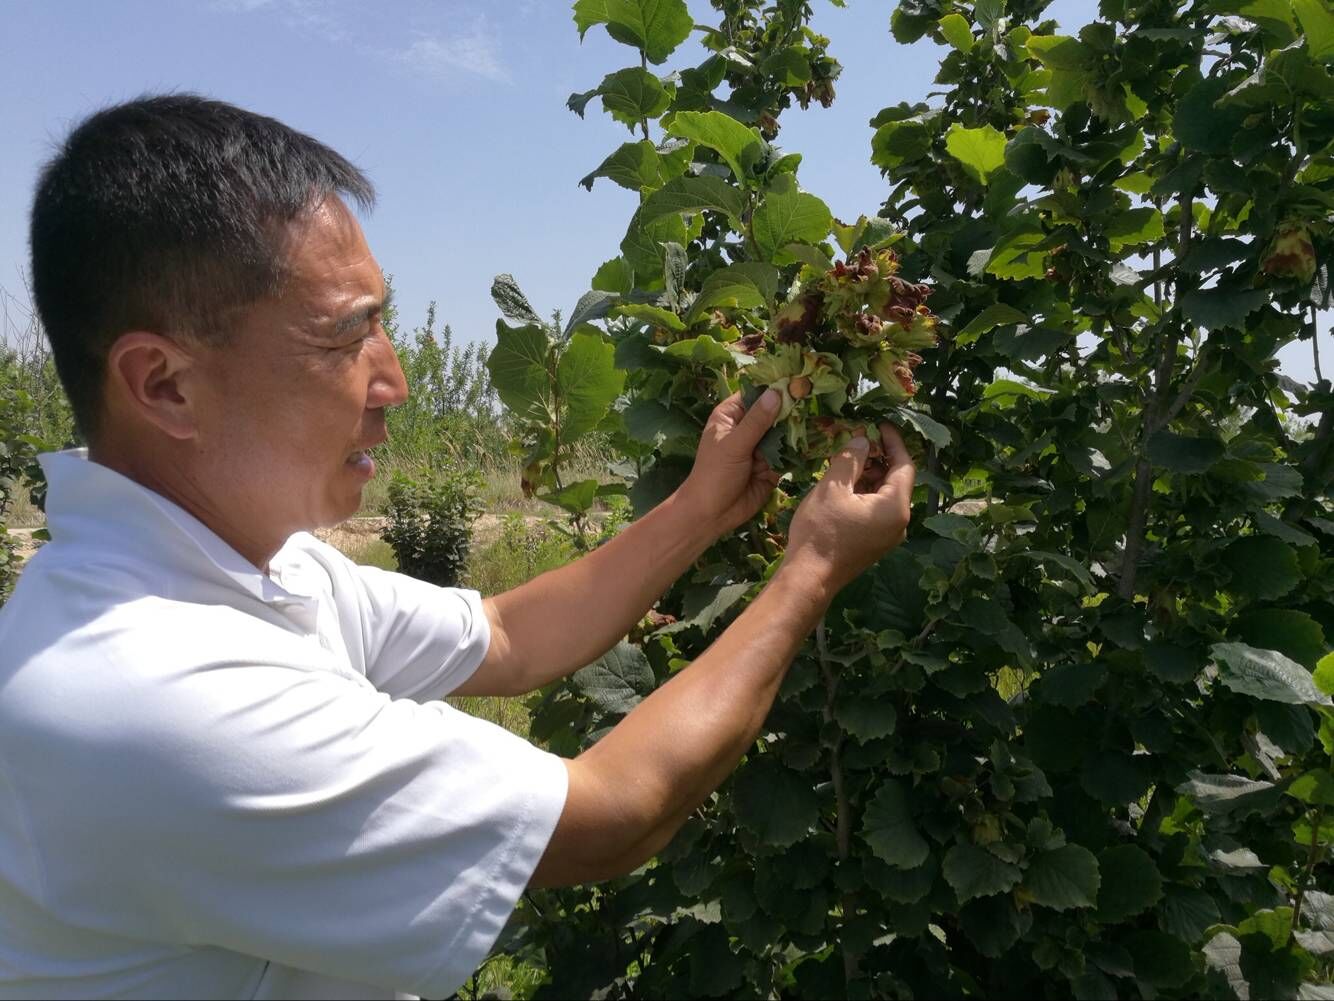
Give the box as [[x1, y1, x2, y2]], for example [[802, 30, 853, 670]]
[[532, 426, 915, 886], [452, 391, 782, 697]]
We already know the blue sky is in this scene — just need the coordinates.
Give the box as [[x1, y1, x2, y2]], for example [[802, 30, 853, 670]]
[[0, 0, 1321, 384]]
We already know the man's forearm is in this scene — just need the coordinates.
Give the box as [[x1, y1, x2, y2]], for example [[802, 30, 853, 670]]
[[530, 560, 832, 886], [485, 490, 721, 693]]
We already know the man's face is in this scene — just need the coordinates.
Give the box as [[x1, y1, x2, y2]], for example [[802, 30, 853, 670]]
[[188, 195, 409, 545]]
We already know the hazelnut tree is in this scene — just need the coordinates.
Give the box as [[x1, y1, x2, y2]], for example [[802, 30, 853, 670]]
[[484, 0, 1334, 997]]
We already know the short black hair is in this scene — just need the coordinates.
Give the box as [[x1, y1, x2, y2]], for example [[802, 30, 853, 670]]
[[29, 93, 375, 439]]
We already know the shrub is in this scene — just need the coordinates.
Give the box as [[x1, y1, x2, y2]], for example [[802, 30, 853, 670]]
[[381, 465, 483, 589]]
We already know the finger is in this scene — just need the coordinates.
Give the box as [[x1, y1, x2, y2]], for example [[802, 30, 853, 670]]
[[825, 435, 870, 489], [725, 388, 782, 453], [877, 422, 916, 499], [707, 391, 745, 430]]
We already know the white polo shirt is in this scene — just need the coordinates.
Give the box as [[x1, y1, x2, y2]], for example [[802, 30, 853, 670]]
[[0, 450, 568, 1000]]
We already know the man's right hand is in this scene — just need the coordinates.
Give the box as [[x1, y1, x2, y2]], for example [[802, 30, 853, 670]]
[[782, 422, 916, 595]]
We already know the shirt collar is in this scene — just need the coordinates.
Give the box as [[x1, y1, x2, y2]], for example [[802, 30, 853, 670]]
[[38, 448, 313, 607]]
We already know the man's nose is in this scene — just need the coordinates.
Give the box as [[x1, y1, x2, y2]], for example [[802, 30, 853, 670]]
[[368, 331, 410, 409]]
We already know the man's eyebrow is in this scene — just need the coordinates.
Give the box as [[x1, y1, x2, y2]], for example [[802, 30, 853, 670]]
[[331, 283, 394, 335]]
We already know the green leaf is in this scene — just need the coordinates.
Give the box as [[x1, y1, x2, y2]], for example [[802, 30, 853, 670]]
[[620, 205, 688, 280], [1223, 536, 1301, 601], [1161, 887, 1223, 943], [1107, 207, 1166, 249], [572, 640, 655, 714], [834, 698, 897, 742], [759, 47, 812, 85], [1127, 930, 1194, 989], [1013, 551, 1096, 593], [487, 322, 553, 423], [1175, 76, 1248, 153], [1235, 610, 1326, 668], [610, 303, 687, 332], [871, 120, 932, 171], [1147, 431, 1224, 473], [538, 478, 600, 515], [1212, 642, 1331, 706], [1296, 0, 1334, 61], [1095, 845, 1164, 922], [945, 123, 1008, 183], [1180, 286, 1267, 331], [751, 187, 833, 263], [1178, 770, 1280, 814], [687, 262, 779, 321], [623, 398, 698, 443], [938, 12, 974, 52], [491, 274, 543, 325], [861, 780, 930, 869], [1316, 652, 1334, 696], [580, 140, 684, 192], [864, 854, 937, 904], [592, 255, 635, 293], [679, 581, 749, 634], [956, 303, 1030, 343], [556, 331, 626, 443], [640, 174, 745, 223], [943, 843, 1022, 903], [595, 67, 671, 128], [666, 111, 761, 182], [1023, 844, 1100, 911], [573, 0, 693, 64], [732, 757, 818, 847], [663, 334, 736, 368], [1288, 770, 1334, 806], [893, 407, 952, 447], [1026, 34, 1091, 71]]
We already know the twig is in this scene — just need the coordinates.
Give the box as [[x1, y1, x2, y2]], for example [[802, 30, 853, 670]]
[[1312, 305, 1324, 385], [1292, 803, 1328, 935], [816, 618, 860, 986]]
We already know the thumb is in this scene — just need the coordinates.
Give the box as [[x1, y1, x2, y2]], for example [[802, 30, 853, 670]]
[[825, 435, 869, 489], [726, 388, 782, 454]]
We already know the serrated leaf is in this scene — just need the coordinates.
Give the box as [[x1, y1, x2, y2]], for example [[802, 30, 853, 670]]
[[663, 334, 735, 368], [751, 186, 833, 263], [491, 274, 544, 325], [573, 0, 693, 64], [1107, 207, 1166, 249], [1212, 642, 1331, 706], [943, 843, 1022, 903], [1175, 76, 1249, 153], [610, 303, 686, 332], [1147, 430, 1225, 473], [1288, 770, 1334, 806], [1128, 930, 1194, 989], [938, 12, 974, 51], [834, 698, 897, 742], [666, 110, 761, 182], [1026, 34, 1091, 70], [945, 123, 1008, 183], [893, 406, 952, 447], [1024, 844, 1100, 911], [581, 140, 682, 192], [1178, 770, 1279, 813], [592, 255, 635, 294], [1013, 550, 1096, 593], [732, 757, 818, 847], [1235, 610, 1325, 668], [1316, 652, 1334, 696], [1296, 0, 1334, 60], [623, 398, 698, 443], [538, 478, 599, 515], [956, 303, 1030, 342], [572, 640, 655, 713], [640, 174, 745, 223], [687, 262, 779, 321], [555, 331, 625, 444], [1161, 886, 1222, 943], [594, 67, 671, 128], [1181, 286, 1267, 331], [1223, 535, 1302, 601], [871, 120, 932, 171], [1095, 845, 1163, 922], [862, 779, 929, 869], [487, 321, 552, 423]]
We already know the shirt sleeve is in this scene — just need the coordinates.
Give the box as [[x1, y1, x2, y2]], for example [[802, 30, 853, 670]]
[[289, 534, 491, 700], [24, 643, 568, 999], [351, 562, 492, 700]]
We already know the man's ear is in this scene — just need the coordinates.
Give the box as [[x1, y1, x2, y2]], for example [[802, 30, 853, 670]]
[[105, 332, 199, 441]]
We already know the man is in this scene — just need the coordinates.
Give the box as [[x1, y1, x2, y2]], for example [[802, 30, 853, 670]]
[[0, 95, 913, 999]]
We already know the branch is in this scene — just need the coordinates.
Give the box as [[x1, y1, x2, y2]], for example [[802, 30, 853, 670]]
[[816, 618, 860, 986]]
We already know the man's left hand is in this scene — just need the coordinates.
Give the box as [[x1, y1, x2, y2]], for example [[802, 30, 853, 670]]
[[676, 390, 783, 535]]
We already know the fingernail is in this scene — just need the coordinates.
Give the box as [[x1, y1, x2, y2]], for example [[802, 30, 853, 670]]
[[851, 437, 869, 453], [759, 389, 781, 412]]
